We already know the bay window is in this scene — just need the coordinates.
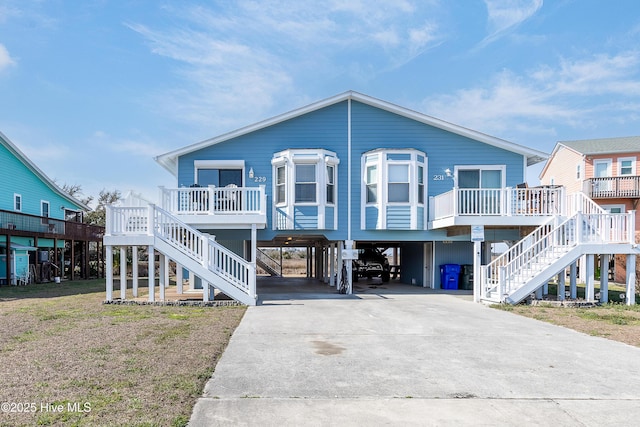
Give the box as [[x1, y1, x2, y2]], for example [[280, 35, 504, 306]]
[[362, 149, 426, 230], [272, 149, 339, 230]]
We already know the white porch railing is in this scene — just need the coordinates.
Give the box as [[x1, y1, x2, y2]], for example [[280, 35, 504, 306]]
[[160, 186, 266, 216], [430, 187, 564, 220], [106, 204, 255, 302], [584, 176, 640, 199]]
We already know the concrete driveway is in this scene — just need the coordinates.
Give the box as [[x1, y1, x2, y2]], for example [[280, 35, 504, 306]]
[[189, 283, 640, 426]]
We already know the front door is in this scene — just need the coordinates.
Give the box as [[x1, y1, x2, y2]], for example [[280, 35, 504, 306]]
[[593, 159, 612, 195]]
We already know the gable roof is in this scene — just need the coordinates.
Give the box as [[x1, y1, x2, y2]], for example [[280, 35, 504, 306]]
[[558, 136, 640, 155], [539, 136, 640, 179], [155, 90, 548, 176], [0, 131, 90, 211]]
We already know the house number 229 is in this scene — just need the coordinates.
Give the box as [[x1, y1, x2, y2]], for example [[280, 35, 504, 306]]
[[433, 174, 445, 181], [253, 176, 267, 183]]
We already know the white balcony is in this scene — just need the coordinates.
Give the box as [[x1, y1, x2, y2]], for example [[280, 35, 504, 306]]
[[159, 186, 267, 229], [429, 186, 564, 229]]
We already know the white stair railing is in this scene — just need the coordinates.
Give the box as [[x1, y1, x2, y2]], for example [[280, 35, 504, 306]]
[[482, 206, 634, 302], [107, 204, 255, 302], [153, 206, 255, 296]]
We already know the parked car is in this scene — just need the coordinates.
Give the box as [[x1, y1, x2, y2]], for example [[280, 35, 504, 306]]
[[353, 247, 390, 282]]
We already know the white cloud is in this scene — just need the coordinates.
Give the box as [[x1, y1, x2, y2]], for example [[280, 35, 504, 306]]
[[128, 2, 445, 131], [0, 43, 15, 71], [421, 51, 640, 137], [480, 0, 543, 47]]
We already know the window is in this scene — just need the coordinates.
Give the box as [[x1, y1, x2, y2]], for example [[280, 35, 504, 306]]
[[457, 167, 503, 189], [326, 165, 335, 204], [193, 160, 244, 187], [14, 194, 21, 211], [271, 149, 340, 230], [388, 164, 409, 202], [361, 148, 426, 230], [619, 158, 635, 176], [276, 165, 286, 204], [366, 165, 378, 203], [576, 164, 581, 179], [418, 166, 424, 204], [41, 201, 50, 217], [295, 164, 316, 203]]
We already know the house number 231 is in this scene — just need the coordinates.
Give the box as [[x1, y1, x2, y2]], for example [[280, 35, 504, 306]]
[[433, 174, 445, 181]]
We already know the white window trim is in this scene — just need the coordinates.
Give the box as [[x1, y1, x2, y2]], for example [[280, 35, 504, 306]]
[[601, 204, 625, 213], [618, 157, 636, 176], [361, 148, 427, 230], [14, 193, 22, 212], [193, 160, 245, 186], [593, 159, 612, 178], [271, 149, 339, 230], [41, 200, 50, 217]]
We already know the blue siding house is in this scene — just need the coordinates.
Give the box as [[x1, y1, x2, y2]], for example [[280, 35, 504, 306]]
[[108, 91, 602, 306], [0, 131, 102, 285]]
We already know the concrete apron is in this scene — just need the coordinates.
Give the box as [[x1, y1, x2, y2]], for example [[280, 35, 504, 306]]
[[189, 289, 640, 426]]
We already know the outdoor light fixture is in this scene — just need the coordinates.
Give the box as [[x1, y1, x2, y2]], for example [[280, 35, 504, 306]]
[[444, 168, 452, 177], [248, 168, 254, 179]]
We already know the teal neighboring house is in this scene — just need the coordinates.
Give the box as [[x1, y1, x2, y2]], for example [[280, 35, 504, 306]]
[[0, 131, 104, 285]]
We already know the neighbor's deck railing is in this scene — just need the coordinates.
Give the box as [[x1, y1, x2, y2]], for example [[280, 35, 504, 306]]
[[159, 186, 266, 216], [583, 176, 640, 199], [430, 187, 564, 220], [0, 209, 104, 240]]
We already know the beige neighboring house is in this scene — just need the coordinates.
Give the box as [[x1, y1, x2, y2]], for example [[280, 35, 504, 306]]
[[540, 136, 640, 282]]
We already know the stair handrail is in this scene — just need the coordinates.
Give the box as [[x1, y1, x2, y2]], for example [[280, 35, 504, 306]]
[[152, 205, 254, 295], [256, 248, 282, 276], [483, 210, 634, 300], [565, 192, 606, 216]]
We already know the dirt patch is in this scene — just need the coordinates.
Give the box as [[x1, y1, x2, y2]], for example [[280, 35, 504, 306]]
[[0, 279, 245, 427], [495, 303, 640, 348]]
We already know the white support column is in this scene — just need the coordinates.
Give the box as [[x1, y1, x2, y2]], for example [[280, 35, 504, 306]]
[[323, 244, 329, 284], [203, 280, 210, 302], [329, 243, 336, 287], [132, 246, 139, 298], [189, 271, 195, 291], [473, 240, 481, 303], [557, 270, 565, 301], [570, 262, 577, 299], [119, 247, 127, 300], [250, 224, 257, 300], [159, 253, 166, 302], [148, 246, 155, 302], [337, 241, 343, 290], [176, 263, 184, 295], [106, 245, 113, 301], [535, 286, 543, 300], [163, 254, 170, 288], [585, 254, 595, 302], [626, 254, 636, 306], [345, 240, 354, 294], [600, 254, 609, 303]]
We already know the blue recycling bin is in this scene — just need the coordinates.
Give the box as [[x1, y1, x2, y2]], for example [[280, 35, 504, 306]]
[[440, 264, 461, 290]]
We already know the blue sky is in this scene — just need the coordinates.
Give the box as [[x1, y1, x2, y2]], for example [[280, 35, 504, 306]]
[[2, 0, 640, 204]]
